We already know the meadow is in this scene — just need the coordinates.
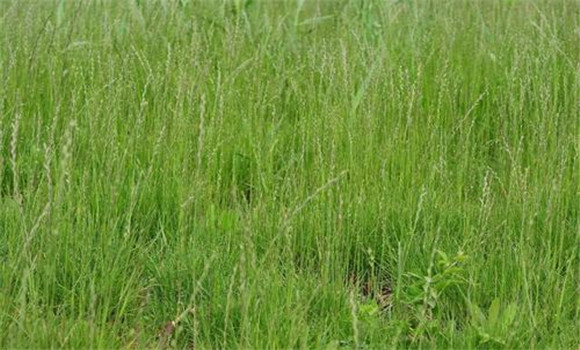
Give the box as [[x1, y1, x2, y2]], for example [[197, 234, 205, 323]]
[[0, 0, 578, 348]]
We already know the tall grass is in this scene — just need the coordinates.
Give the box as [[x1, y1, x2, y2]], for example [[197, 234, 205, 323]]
[[0, 0, 578, 348]]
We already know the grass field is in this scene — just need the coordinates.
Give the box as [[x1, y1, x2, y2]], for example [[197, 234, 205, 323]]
[[0, 0, 579, 348]]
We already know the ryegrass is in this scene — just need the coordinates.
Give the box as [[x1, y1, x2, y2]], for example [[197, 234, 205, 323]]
[[0, 0, 578, 348]]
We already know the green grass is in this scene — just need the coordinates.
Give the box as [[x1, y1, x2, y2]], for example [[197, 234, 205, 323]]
[[0, 0, 578, 348]]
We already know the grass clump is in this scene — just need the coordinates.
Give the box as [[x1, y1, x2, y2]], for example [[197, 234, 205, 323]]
[[0, 0, 578, 348]]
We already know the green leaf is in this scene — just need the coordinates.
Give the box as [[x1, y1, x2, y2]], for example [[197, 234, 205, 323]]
[[360, 301, 379, 317], [488, 298, 501, 329], [56, 0, 65, 27], [436, 250, 449, 265], [470, 304, 485, 324], [501, 303, 518, 328]]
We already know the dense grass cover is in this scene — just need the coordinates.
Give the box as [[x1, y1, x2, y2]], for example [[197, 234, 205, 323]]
[[0, 0, 578, 348]]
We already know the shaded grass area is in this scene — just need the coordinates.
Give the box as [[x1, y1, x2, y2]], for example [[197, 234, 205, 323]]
[[0, 0, 578, 348]]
